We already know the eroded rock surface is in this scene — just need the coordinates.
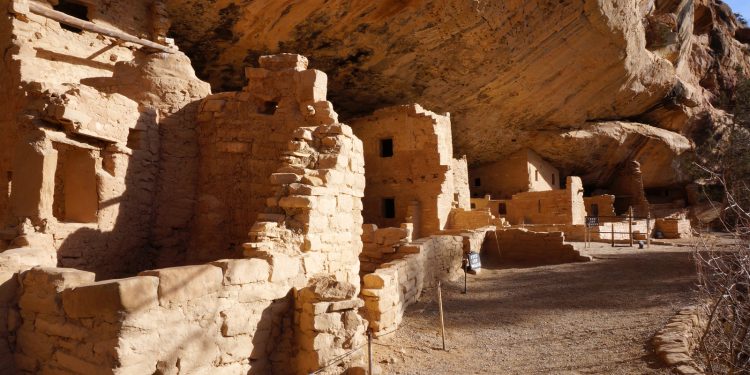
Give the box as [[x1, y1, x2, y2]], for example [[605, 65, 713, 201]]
[[165, 0, 750, 188]]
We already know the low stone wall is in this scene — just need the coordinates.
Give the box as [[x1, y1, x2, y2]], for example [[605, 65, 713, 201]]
[[513, 224, 587, 241], [13, 258, 365, 374], [517, 220, 652, 244], [652, 306, 706, 375], [0, 247, 56, 372], [654, 218, 692, 239], [360, 235, 463, 336], [483, 229, 590, 264], [449, 209, 504, 230], [359, 224, 412, 274]]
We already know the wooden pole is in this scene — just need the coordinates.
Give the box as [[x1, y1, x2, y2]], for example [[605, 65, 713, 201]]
[[646, 212, 651, 249], [27, 2, 176, 53], [611, 223, 615, 247], [367, 329, 373, 374], [628, 206, 634, 247], [437, 281, 446, 351]]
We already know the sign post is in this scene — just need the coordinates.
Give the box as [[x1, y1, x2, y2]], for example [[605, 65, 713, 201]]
[[462, 252, 481, 294]]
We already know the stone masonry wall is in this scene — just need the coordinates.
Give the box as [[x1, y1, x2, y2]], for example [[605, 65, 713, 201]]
[[505, 176, 586, 225], [452, 157, 471, 210], [0, 247, 56, 372], [654, 218, 693, 239], [449, 208, 505, 230], [12, 54, 369, 375], [190, 54, 358, 263], [584, 195, 616, 218], [360, 224, 413, 275], [484, 229, 589, 264], [351, 104, 463, 238], [469, 149, 560, 199], [360, 235, 463, 336], [2, 1, 210, 277]]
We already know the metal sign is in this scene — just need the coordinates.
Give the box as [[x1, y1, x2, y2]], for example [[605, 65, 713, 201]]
[[585, 216, 599, 228], [467, 252, 481, 270]]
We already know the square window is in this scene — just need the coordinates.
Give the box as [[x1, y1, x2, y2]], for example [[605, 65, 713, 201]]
[[382, 198, 396, 219], [380, 138, 393, 158]]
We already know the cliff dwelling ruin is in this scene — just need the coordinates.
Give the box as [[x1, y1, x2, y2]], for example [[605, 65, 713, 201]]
[[1, 0, 749, 374]]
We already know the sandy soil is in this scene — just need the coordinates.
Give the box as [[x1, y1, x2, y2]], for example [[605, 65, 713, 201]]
[[371, 242, 699, 375]]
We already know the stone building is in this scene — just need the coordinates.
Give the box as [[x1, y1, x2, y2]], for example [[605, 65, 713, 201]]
[[0, 0, 705, 373], [469, 148, 561, 199], [504, 176, 587, 226], [1, 0, 210, 278], [0, 0, 380, 372], [351, 104, 471, 238]]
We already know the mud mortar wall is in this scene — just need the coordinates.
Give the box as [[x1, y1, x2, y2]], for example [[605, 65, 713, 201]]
[[360, 235, 463, 336], [1, 0, 210, 277], [351, 104, 465, 238], [505, 176, 586, 225], [12, 53, 369, 374]]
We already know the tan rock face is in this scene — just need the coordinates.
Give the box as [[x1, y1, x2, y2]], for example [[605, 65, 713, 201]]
[[165, 0, 750, 187]]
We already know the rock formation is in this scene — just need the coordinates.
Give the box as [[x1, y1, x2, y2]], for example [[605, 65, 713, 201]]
[[165, 0, 750, 189]]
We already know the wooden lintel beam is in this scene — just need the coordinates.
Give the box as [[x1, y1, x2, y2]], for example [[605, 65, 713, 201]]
[[27, 2, 177, 54]]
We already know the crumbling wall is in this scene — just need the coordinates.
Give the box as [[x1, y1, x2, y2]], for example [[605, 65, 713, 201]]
[[2, 1, 210, 277], [484, 229, 589, 264], [449, 209, 504, 230], [13, 54, 369, 374], [505, 176, 586, 225], [584, 195, 616, 217], [12, 262, 290, 374], [470, 196, 506, 217], [351, 104, 464, 237], [0, 247, 56, 372], [190, 55, 343, 263], [360, 224, 413, 274], [360, 235, 463, 336]]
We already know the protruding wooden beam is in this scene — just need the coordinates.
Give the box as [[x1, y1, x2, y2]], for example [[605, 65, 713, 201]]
[[27, 2, 177, 54]]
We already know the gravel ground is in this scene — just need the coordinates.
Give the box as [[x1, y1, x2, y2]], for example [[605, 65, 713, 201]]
[[371, 242, 698, 375]]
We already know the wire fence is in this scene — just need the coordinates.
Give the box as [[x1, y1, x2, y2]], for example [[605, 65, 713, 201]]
[[583, 207, 653, 248]]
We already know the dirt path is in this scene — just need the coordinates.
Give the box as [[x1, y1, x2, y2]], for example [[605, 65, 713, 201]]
[[373, 243, 698, 374]]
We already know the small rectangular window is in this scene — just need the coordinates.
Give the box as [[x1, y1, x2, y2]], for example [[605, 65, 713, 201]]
[[498, 203, 507, 215], [382, 198, 396, 219], [474, 178, 481, 187], [537, 200, 542, 213], [470, 203, 476, 209], [54, 1, 90, 33], [380, 139, 393, 158]]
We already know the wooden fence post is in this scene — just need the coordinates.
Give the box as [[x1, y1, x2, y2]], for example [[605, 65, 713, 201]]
[[628, 206, 634, 247]]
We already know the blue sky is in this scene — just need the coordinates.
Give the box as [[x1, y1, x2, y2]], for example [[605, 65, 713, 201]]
[[725, 0, 750, 21]]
